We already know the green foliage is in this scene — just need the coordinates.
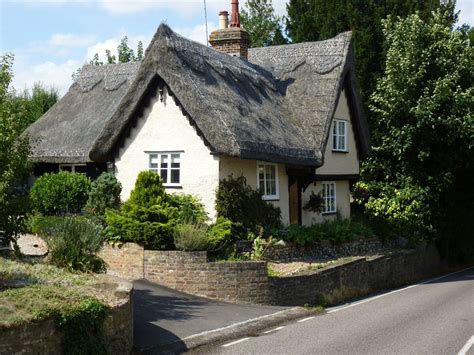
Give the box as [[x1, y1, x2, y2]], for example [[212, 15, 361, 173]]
[[57, 297, 110, 355], [0, 259, 110, 354], [358, 8, 473, 244], [171, 193, 208, 224], [249, 235, 275, 260], [215, 175, 282, 239], [30, 172, 91, 215], [173, 217, 232, 252], [285, 0, 442, 113], [240, 0, 288, 47], [85, 172, 122, 216], [206, 217, 233, 249], [32, 216, 105, 272], [104, 171, 208, 249], [277, 218, 374, 246], [0, 54, 32, 246], [173, 223, 209, 251], [303, 191, 324, 214]]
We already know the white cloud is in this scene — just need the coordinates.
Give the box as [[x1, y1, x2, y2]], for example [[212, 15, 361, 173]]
[[49, 33, 96, 47], [11, 56, 80, 96], [174, 22, 217, 45]]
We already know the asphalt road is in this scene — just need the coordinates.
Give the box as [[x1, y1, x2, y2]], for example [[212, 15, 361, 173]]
[[190, 267, 474, 355]]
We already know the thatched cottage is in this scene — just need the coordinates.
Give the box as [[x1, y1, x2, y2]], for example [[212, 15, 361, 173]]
[[25, 5, 369, 225]]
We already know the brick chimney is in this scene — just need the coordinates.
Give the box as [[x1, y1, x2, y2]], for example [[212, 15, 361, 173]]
[[209, 0, 250, 59]]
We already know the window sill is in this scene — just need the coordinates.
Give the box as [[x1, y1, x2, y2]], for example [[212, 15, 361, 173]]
[[332, 150, 349, 154], [163, 185, 183, 189], [321, 211, 337, 216], [262, 196, 280, 201]]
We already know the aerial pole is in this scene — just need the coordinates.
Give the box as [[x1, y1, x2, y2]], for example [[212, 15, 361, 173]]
[[203, 0, 209, 46]]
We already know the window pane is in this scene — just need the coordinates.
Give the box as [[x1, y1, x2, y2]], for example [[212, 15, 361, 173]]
[[258, 165, 264, 180], [160, 154, 168, 168], [259, 180, 265, 195], [171, 154, 180, 168], [160, 169, 168, 183], [265, 165, 275, 180], [75, 165, 87, 174], [269, 180, 276, 195], [338, 135, 345, 150], [171, 169, 180, 184]]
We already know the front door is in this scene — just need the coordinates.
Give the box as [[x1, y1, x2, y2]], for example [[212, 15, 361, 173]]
[[288, 177, 302, 225]]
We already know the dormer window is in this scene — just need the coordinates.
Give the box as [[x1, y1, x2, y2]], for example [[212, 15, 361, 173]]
[[332, 119, 347, 152]]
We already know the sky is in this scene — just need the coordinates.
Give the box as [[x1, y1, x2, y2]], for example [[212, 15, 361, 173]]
[[1, 0, 473, 96]]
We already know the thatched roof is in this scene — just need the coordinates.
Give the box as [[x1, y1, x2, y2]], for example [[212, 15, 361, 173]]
[[27, 24, 369, 167], [24, 62, 140, 163]]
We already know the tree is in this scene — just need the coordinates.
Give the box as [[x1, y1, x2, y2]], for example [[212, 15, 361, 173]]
[[14, 83, 58, 130], [286, 0, 442, 115], [240, 0, 288, 47], [356, 8, 473, 257], [72, 36, 144, 81], [0, 54, 32, 247]]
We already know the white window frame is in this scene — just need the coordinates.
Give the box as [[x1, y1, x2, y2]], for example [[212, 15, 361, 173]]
[[257, 162, 279, 200], [321, 181, 337, 214], [332, 119, 348, 152], [59, 164, 87, 174], [147, 151, 182, 187]]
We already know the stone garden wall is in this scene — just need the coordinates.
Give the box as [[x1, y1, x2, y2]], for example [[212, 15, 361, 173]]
[[99, 242, 440, 306], [0, 279, 134, 355]]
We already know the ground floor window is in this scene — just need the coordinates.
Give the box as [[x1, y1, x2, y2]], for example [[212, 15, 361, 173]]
[[321, 181, 336, 214], [59, 164, 87, 174], [258, 162, 279, 200], [148, 152, 181, 186]]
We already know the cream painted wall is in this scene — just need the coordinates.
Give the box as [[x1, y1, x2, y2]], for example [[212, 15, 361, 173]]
[[302, 180, 351, 225], [115, 88, 220, 220], [219, 156, 290, 225], [317, 88, 359, 176]]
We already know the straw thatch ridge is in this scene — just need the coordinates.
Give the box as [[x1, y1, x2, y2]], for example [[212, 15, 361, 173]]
[[23, 62, 140, 163], [26, 24, 369, 167]]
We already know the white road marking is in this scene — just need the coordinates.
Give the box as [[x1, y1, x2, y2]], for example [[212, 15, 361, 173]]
[[297, 316, 315, 323], [263, 326, 284, 334], [222, 337, 250, 347], [327, 266, 473, 314], [458, 335, 474, 355]]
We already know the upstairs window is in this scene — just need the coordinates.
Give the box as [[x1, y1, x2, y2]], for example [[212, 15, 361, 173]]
[[148, 152, 181, 186], [321, 182, 336, 214], [332, 119, 347, 152], [258, 162, 279, 200], [59, 164, 87, 174]]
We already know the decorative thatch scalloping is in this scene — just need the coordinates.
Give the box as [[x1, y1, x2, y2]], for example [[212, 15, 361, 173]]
[[24, 62, 140, 163], [26, 24, 369, 167]]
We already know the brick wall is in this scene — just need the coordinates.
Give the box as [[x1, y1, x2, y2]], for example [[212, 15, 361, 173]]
[[97, 242, 144, 280], [99, 243, 440, 306]]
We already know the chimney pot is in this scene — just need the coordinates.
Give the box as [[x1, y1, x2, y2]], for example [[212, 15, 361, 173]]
[[230, 0, 240, 27], [218, 11, 229, 29]]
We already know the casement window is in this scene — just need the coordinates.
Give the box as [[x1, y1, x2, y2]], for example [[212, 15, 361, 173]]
[[59, 164, 87, 174], [257, 162, 279, 200], [148, 152, 181, 186], [321, 182, 336, 214], [332, 119, 347, 152]]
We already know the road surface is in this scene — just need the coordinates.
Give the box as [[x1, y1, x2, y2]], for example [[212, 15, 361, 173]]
[[190, 267, 474, 355]]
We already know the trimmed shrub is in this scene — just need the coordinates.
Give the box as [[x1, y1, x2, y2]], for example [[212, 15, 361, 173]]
[[30, 172, 91, 215], [104, 172, 177, 249], [206, 217, 232, 249], [215, 175, 281, 239], [171, 193, 208, 224], [32, 215, 105, 272], [85, 172, 122, 216], [277, 218, 375, 246]]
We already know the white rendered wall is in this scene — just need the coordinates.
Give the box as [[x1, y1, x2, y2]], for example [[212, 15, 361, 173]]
[[115, 88, 220, 220], [301, 180, 351, 226], [219, 156, 290, 225], [317, 88, 360, 175]]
